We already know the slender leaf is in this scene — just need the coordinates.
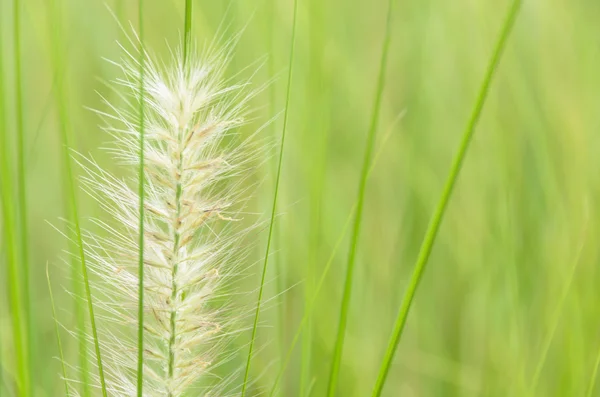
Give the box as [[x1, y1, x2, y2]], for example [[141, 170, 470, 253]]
[[48, 0, 92, 393], [12, 1, 32, 393], [326, 0, 394, 394], [48, 0, 108, 394], [241, 0, 299, 394], [371, 1, 523, 395], [269, 113, 404, 397]]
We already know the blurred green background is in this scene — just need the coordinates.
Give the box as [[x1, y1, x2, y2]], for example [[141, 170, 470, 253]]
[[2, 0, 600, 396]]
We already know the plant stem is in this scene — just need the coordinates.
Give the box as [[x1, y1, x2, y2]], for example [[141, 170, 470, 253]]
[[48, 0, 107, 394], [1, 6, 28, 393], [167, 126, 185, 396], [166, 5, 193, 394], [0, 189, 26, 396], [266, 0, 286, 386], [269, 110, 402, 397], [48, 0, 90, 394], [12, 1, 32, 393], [184, 0, 192, 64], [370, 1, 522, 395], [326, 0, 394, 394], [241, 0, 299, 395]]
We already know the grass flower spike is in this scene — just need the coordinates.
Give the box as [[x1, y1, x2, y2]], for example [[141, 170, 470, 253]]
[[73, 40, 257, 396]]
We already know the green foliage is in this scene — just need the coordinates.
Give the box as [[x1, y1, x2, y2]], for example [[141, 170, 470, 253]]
[[1, 0, 600, 396]]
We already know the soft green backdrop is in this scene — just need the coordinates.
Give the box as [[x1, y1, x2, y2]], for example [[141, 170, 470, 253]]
[[1, 0, 600, 396]]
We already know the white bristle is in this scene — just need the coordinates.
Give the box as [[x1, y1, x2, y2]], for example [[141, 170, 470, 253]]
[[71, 39, 258, 396]]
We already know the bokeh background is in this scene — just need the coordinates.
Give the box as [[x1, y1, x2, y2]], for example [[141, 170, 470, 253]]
[[2, 0, 600, 396]]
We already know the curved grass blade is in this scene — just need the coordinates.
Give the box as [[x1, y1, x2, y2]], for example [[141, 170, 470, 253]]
[[241, 0, 299, 395], [135, 1, 146, 395], [12, 1, 32, 393], [0, 178, 27, 396], [269, 112, 404, 397], [325, 0, 394, 395], [48, 0, 92, 394], [264, 0, 287, 385], [370, 1, 523, 395], [48, 0, 107, 394], [0, 9, 29, 393]]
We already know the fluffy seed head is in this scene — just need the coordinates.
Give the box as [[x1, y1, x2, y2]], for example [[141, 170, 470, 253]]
[[71, 39, 259, 397]]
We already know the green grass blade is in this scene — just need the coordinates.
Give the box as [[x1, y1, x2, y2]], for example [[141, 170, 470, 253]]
[[0, 174, 27, 397], [47, 0, 92, 394], [136, 1, 146, 395], [48, 0, 107, 394], [78, 127, 108, 394], [241, 0, 299, 395], [265, 0, 287, 381], [184, 0, 192, 62], [325, 0, 394, 395], [370, 1, 522, 395], [46, 264, 70, 397], [269, 114, 402, 397], [12, 1, 32, 393], [0, 8, 5, 395], [1, 9, 29, 394], [271, 207, 354, 397]]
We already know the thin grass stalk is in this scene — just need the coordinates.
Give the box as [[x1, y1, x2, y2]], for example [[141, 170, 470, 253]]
[[269, 113, 401, 397], [46, 264, 70, 397], [184, 0, 192, 63], [166, 78, 184, 397], [53, 21, 108, 397], [163, 4, 193, 395], [50, 2, 105, 395], [0, 10, 29, 394], [11, 0, 31, 392], [265, 0, 286, 379], [135, 1, 146, 395], [325, 0, 394, 395], [370, 1, 522, 395], [241, 0, 299, 395], [0, 187, 26, 395], [0, 10, 5, 395], [271, 206, 353, 397], [47, 0, 94, 394], [12, 1, 32, 393], [68, 47, 109, 397]]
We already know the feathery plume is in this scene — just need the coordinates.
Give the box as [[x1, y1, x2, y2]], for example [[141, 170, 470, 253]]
[[67, 38, 258, 396]]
